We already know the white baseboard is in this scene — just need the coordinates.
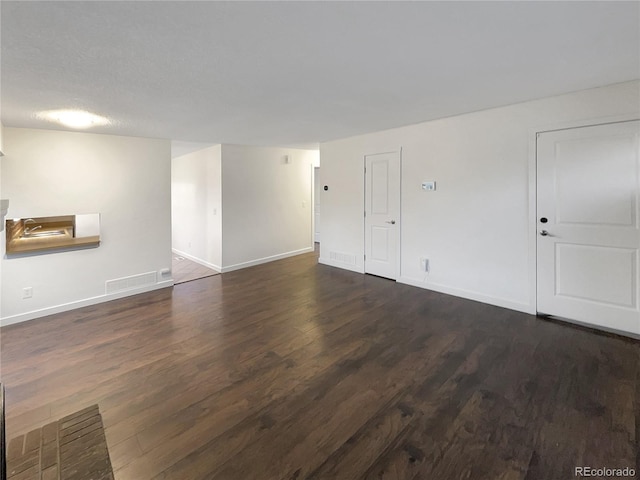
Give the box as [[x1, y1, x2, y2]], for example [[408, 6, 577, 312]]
[[397, 276, 534, 314], [0, 280, 174, 327], [318, 257, 365, 274], [221, 247, 314, 273], [172, 248, 221, 272]]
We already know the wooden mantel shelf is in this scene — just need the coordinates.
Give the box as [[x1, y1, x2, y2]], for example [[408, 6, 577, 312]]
[[7, 232, 100, 255]]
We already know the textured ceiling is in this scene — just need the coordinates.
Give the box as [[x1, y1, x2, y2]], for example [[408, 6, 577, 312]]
[[1, 1, 639, 147]]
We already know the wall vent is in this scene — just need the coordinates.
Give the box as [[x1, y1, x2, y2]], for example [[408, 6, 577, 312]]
[[329, 251, 357, 266], [106, 271, 157, 294]]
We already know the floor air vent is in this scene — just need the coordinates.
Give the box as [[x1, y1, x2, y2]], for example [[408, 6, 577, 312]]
[[106, 271, 157, 294]]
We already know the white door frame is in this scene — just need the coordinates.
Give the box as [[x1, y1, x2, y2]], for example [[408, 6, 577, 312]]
[[312, 165, 319, 244], [363, 149, 402, 280], [528, 113, 640, 335]]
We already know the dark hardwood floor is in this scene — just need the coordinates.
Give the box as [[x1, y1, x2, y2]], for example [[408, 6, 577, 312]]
[[1, 249, 638, 480]]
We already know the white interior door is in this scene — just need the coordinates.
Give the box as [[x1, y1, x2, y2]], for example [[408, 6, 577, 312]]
[[314, 167, 321, 243], [537, 120, 640, 335], [365, 152, 400, 280]]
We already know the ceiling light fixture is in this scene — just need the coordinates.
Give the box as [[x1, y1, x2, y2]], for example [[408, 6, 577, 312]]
[[37, 109, 110, 129]]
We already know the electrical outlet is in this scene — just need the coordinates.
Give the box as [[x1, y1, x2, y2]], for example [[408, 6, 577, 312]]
[[420, 258, 429, 273], [23, 287, 33, 299]]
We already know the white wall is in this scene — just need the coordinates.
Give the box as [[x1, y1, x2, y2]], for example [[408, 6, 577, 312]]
[[320, 80, 640, 313], [172, 145, 222, 269], [1, 127, 172, 325], [221, 145, 315, 271]]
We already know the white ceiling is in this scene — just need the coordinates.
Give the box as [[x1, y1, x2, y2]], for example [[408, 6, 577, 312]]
[[2, 1, 639, 147]]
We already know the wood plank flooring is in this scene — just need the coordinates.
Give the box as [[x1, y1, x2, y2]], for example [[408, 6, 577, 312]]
[[172, 255, 219, 285], [1, 249, 638, 480]]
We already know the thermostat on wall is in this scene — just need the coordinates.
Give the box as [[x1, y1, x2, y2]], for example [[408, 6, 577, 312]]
[[421, 181, 436, 191]]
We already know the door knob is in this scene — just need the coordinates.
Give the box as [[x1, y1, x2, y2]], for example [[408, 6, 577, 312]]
[[386, 220, 396, 224], [539, 230, 549, 236]]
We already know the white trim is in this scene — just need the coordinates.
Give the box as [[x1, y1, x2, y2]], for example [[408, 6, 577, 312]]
[[318, 256, 365, 274], [221, 247, 314, 273], [397, 276, 534, 314], [398, 147, 403, 280], [172, 248, 221, 272], [0, 280, 174, 327], [527, 125, 539, 315], [311, 164, 316, 246]]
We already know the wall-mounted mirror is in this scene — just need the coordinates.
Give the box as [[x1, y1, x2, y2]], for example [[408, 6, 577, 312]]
[[5, 214, 100, 255]]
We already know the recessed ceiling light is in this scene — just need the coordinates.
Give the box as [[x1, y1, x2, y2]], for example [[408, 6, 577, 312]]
[[37, 109, 110, 129]]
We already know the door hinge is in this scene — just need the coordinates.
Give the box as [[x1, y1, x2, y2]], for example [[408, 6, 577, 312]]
[[364, 211, 366, 217], [364, 254, 366, 260]]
